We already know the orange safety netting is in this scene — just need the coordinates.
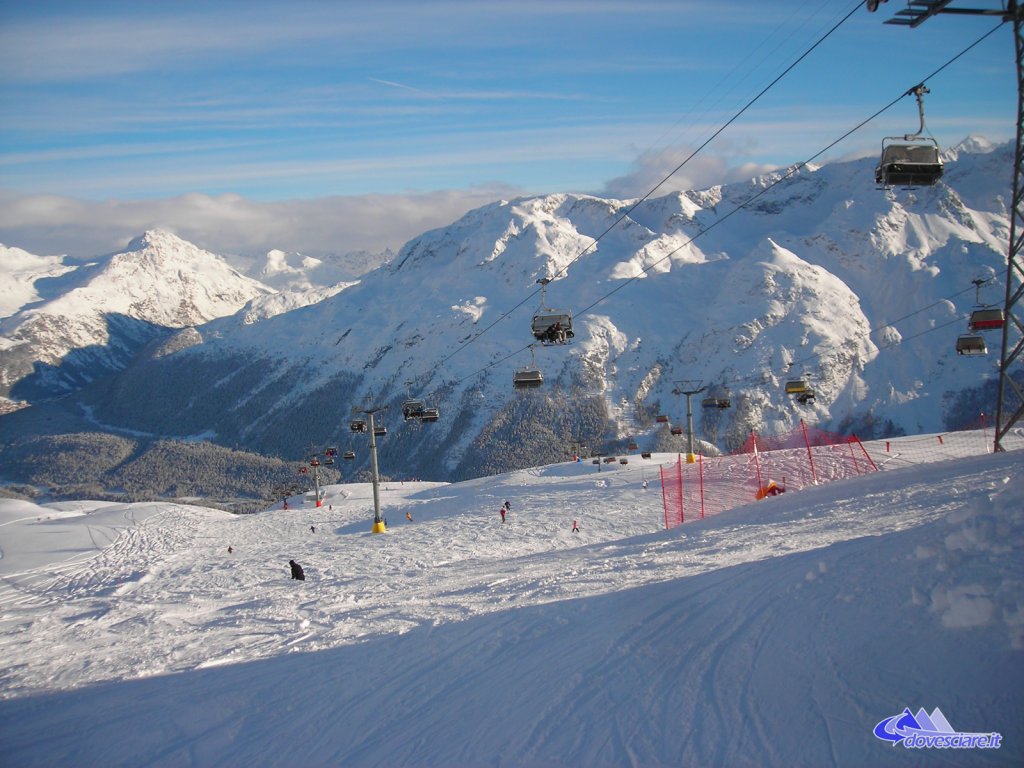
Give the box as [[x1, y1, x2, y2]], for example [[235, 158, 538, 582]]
[[661, 420, 877, 529]]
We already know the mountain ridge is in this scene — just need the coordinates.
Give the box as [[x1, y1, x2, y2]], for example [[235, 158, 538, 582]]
[[0, 136, 1017, 488]]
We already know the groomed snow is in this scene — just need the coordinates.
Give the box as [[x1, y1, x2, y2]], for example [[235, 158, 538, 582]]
[[0, 434, 1021, 767]]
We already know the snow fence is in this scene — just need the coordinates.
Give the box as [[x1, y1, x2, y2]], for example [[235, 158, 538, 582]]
[[660, 421, 876, 529]]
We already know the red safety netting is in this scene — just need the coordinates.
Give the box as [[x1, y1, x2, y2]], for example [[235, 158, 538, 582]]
[[863, 414, 994, 471], [661, 420, 877, 529]]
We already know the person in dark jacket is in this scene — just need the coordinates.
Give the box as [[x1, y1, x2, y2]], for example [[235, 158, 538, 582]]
[[289, 559, 305, 581]]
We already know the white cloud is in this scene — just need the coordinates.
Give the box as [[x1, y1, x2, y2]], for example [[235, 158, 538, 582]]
[[598, 145, 780, 200], [0, 186, 523, 266]]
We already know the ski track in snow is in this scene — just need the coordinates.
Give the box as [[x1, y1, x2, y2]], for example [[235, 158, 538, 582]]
[[0, 435, 1021, 767], [0, 442, 1008, 698]]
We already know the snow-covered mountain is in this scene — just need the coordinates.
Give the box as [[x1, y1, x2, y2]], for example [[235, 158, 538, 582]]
[[0, 138, 1016, 482], [253, 246, 385, 292], [0, 230, 273, 401]]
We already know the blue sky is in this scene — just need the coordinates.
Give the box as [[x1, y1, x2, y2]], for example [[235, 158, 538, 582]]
[[0, 0, 1016, 259]]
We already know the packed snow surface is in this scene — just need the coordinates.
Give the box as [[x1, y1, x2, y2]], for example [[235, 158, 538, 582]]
[[0, 433, 1021, 767]]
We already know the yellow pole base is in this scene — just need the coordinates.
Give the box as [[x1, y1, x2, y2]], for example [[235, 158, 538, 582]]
[[371, 520, 388, 534], [686, 453, 698, 464]]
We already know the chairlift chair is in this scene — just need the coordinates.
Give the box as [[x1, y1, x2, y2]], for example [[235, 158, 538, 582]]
[[402, 398, 426, 421], [420, 406, 440, 422], [531, 277, 574, 345], [967, 308, 1005, 332], [702, 391, 731, 409], [350, 419, 367, 433], [513, 366, 544, 389], [373, 425, 387, 436], [875, 139, 943, 187], [875, 85, 943, 188], [656, 415, 669, 424], [785, 379, 809, 395], [670, 426, 683, 436], [513, 344, 544, 389], [796, 389, 816, 404], [531, 311, 574, 345], [956, 334, 987, 356], [343, 450, 356, 460]]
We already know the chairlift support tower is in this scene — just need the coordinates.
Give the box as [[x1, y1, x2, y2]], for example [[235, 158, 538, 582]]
[[673, 380, 706, 463], [352, 405, 387, 533], [875, 0, 1024, 451]]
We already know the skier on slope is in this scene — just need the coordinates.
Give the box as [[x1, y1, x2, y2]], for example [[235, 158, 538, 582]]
[[289, 560, 305, 581]]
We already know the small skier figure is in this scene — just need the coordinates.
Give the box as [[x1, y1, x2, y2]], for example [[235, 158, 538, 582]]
[[406, 511, 413, 522], [572, 520, 580, 533], [310, 525, 316, 533], [289, 559, 305, 581], [500, 506, 506, 523], [228, 546, 233, 554], [503, 500, 511, 513], [642, 479, 648, 490]]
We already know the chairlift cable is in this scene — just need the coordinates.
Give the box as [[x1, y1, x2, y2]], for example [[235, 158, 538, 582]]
[[570, 22, 1004, 322], [420, 18, 1005, 398], [715, 277, 997, 393], [432, 2, 865, 371]]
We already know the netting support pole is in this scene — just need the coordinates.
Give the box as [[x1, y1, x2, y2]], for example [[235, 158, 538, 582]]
[[801, 419, 818, 485], [698, 452, 705, 519], [660, 464, 670, 529], [676, 454, 684, 525], [751, 430, 763, 491]]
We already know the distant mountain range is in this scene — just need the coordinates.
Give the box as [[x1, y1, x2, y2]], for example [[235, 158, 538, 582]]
[[0, 136, 1017, 491]]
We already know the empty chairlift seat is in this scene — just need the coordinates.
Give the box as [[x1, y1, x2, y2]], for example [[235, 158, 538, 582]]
[[785, 379, 809, 395], [420, 407, 440, 422], [513, 366, 544, 389], [875, 140, 943, 187], [968, 308, 1004, 332], [956, 334, 987, 356]]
